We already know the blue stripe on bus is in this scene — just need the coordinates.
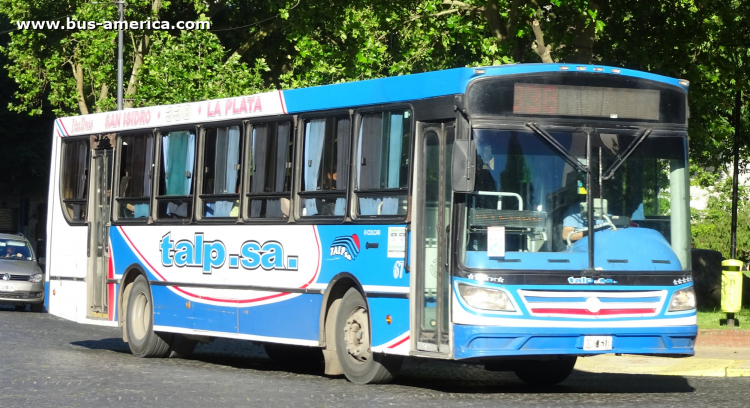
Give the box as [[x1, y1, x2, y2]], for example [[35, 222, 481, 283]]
[[281, 64, 685, 113]]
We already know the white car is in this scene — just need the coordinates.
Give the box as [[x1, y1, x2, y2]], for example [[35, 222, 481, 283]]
[[0, 233, 44, 312]]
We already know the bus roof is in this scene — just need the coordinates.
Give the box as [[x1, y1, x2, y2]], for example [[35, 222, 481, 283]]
[[54, 64, 686, 137]]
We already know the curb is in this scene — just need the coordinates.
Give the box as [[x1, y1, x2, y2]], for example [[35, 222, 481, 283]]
[[696, 329, 750, 348]]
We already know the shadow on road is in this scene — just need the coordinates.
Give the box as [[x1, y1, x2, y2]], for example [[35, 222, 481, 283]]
[[71, 338, 131, 354], [69, 336, 696, 394]]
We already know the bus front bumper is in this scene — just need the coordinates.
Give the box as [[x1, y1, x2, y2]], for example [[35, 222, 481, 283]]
[[452, 324, 697, 360]]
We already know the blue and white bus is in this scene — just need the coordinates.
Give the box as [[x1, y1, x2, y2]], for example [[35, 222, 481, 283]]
[[46, 64, 696, 385]]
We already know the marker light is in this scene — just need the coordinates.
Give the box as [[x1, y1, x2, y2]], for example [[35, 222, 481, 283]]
[[576, 66, 586, 71], [593, 67, 604, 72], [679, 79, 690, 86], [559, 66, 570, 71], [611, 69, 621, 74], [457, 284, 516, 312], [668, 287, 696, 312], [474, 69, 486, 75], [386, 315, 392, 325]]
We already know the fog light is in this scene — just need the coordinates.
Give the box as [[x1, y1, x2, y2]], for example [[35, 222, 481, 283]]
[[36, 292, 43, 298]]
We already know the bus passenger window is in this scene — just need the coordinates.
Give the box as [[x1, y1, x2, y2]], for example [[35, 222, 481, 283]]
[[116, 134, 154, 220], [156, 130, 196, 220], [355, 110, 411, 217], [201, 125, 241, 218], [299, 116, 350, 217], [60, 139, 90, 223], [247, 122, 293, 219]]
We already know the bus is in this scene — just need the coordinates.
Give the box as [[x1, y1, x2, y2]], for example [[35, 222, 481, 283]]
[[46, 63, 696, 385]]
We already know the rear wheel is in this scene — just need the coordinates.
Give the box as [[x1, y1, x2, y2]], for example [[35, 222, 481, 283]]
[[514, 357, 577, 386], [335, 288, 401, 384], [125, 275, 172, 358]]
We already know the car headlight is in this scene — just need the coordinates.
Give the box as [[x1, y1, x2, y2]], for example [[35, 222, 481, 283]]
[[28, 273, 43, 283], [457, 283, 516, 312], [668, 286, 696, 312]]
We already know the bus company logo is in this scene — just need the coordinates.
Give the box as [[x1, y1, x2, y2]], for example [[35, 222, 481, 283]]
[[567, 276, 618, 285], [159, 232, 298, 274], [330, 234, 360, 261], [105, 109, 152, 129], [71, 117, 93, 133]]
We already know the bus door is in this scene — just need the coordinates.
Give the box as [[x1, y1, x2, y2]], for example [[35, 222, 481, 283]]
[[87, 135, 114, 319], [414, 121, 454, 354]]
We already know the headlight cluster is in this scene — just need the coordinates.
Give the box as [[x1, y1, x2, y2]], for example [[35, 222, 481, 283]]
[[28, 273, 43, 283], [457, 283, 515, 312], [668, 286, 696, 312]]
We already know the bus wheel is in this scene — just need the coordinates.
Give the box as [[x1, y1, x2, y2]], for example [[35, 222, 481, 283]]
[[513, 357, 577, 386], [335, 288, 401, 384], [125, 275, 172, 358], [264, 343, 323, 366]]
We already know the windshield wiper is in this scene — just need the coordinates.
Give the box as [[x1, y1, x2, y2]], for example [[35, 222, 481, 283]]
[[526, 123, 590, 174], [601, 128, 652, 180]]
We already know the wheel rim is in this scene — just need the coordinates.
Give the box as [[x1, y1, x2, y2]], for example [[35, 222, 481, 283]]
[[131, 291, 150, 341], [343, 305, 371, 364]]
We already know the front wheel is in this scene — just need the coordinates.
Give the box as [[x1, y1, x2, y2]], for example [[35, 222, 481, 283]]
[[125, 275, 172, 358], [335, 288, 401, 384], [514, 357, 577, 386]]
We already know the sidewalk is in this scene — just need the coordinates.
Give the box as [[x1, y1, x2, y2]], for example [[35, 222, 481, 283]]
[[575, 330, 750, 377]]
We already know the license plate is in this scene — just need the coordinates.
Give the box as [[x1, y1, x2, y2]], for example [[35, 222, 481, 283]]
[[0, 284, 15, 292], [583, 336, 613, 351]]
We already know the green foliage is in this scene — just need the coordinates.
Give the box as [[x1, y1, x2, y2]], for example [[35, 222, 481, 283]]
[[692, 177, 750, 262]]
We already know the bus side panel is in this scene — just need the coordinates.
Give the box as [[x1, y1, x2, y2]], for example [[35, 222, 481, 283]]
[[46, 133, 89, 323], [316, 225, 411, 355], [237, 294, 321, 341]]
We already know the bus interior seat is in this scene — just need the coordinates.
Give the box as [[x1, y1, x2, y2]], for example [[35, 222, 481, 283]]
[[280, 197, 290, 218]]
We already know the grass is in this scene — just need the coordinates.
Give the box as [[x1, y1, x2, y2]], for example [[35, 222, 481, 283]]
[[696, 307, 750, 330]]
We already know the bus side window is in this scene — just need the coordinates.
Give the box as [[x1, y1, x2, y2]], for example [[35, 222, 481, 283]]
[[355, 110, 411, 217], [299, 116, 350, 218], [246, 121, 293, 219], [155, 129, 196, 220], [115, 134, 154, 220], [201, 125, 242, 219], [60, 139, 90, 223]]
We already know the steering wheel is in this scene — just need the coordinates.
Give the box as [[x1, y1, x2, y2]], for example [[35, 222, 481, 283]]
[[566, 217, 618, 248]]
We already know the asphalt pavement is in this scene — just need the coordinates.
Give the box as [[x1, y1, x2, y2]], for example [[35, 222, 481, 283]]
[[2, 306, 750, 407]]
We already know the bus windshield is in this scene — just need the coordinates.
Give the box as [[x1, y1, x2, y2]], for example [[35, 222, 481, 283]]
[[0, 239, 33, 261], [460, 128, 690, 271]]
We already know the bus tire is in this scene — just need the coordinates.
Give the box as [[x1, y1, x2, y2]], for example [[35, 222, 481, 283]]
[[125, 275, 172, 358], [335, 288, 401, 384], [513, 356, 577, 386]]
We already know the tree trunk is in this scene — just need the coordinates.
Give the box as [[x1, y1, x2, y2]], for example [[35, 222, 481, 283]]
[[71, 63, 89, 115], [531, 19, 553, 63], [124, 0, 162, 108], [231, 19, 283, 59], [571, 1, 598, 64], [483, 0, 507, 41]]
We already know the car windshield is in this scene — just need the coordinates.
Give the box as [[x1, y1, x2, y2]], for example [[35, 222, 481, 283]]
[[460, 128, 690, 271], [0, 239, 33, 261]]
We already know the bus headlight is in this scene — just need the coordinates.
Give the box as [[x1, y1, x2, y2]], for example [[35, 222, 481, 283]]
[[668, 287, 696, 312], [29, 273, 43, 283], [457, 284, 516, 312]]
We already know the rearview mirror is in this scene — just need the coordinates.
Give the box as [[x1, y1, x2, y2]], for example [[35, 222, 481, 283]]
[[451, 140, 476, 193]]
